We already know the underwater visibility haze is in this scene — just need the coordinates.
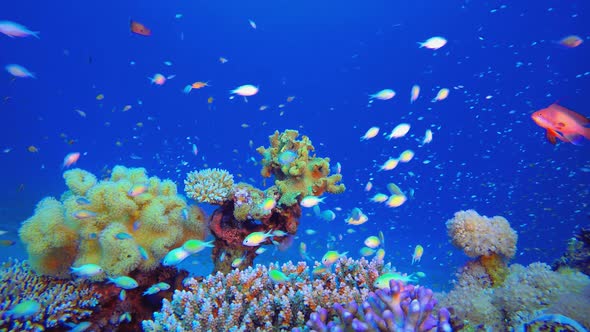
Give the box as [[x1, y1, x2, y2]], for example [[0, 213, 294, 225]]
[[1, 0, 589, 331]]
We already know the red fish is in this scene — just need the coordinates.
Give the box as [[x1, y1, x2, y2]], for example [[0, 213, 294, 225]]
[[130, 20, 151, 36], [531, 103, 590, 145]]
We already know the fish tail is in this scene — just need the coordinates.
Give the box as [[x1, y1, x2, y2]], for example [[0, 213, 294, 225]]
[[32, 31, 40, 39]]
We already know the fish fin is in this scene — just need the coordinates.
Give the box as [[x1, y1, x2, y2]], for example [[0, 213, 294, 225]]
[[551, 103, 589, 125], [32, 31, 40, 39], [546, 129, 557, 144], [564, 133, 586, 146]]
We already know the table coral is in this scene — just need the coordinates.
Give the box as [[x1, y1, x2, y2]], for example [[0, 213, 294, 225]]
[[19, 165, 208, 279], [142, 258, 389, 331], [0, 259, 99, 331]]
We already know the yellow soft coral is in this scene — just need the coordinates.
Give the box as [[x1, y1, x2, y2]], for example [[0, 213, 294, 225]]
[[18, 198, 79, 278], [256, 130, 345, 206], [63, 168, 97, 196], [19, 166, 208, 279], [446, 209, 517, 259]]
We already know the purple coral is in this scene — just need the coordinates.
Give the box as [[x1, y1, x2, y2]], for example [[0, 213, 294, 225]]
[[303, 280, 452, 332]]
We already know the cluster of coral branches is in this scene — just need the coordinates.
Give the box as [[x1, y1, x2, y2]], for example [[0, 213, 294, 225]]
[[184, 130, 345, 273], [143, 258, 451, 331]]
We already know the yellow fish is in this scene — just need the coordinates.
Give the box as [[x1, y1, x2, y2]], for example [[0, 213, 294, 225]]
[[412, 245, 424, 264]]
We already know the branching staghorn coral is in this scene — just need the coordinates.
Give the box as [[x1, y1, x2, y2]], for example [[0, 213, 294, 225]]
[[0, 259, 99, 331], [184, 168, 234, 204], [142, 258, 389, 331]]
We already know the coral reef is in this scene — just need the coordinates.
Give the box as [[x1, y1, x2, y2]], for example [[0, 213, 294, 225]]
[[303, 279, 452, 332], [19, 166, 208, 279], [545, 285, 590, 330], [87, 265, 189, 332], [0, 259, 99, 331], [446, 210, 518, 287], [437, 259, 590, 330], [553, 227, 590, 276], [495, 263, 590, 328], [142, 258, 390, 331], [439, 211, 590, 331], [185, 130, 344, 273]]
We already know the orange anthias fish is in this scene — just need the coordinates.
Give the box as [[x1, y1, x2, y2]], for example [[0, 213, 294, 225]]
[[191, 81, 209, 89], [130, 20, 151, 36], [531, 103, 590, 145], [183, 81, 209, 94]]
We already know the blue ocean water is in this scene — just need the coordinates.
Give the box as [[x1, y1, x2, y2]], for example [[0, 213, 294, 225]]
[[1, 0, 589, 294]]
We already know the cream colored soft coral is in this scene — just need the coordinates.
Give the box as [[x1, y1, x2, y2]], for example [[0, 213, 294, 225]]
[[446, 209, 517, 259]]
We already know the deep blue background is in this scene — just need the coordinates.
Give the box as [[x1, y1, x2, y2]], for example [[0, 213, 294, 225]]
[[1, 0, 589, 289]]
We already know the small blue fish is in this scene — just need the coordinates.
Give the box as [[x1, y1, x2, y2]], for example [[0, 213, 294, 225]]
[[67, 321, 92, 332], [119, 289, 126, 301], [72, 210, 97, 219], [138, 246, 149, 260], [118, 312, 132, 323], [278, 150, 297, 165], [108, 276, 138, 289], [88, 233, 97, 240], [5, 300, 40, 318], [142, 281, 171, 296], [76, 197, 91, 205], [142, 286, 159, 296], [133, 220, 142, 231], [155, 282, 170, 290], [115, 232, 132, 240], [71, 264, 103, 278], [181, 208, 189, 220]]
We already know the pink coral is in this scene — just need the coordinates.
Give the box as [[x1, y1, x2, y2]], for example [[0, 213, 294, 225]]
[[446, 209, 517, 259]]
